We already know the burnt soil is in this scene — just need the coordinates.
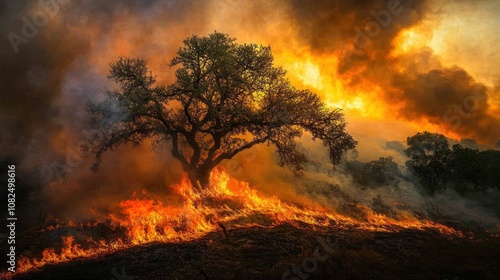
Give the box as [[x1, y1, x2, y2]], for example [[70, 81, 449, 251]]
[[9, 223, 500, 280]]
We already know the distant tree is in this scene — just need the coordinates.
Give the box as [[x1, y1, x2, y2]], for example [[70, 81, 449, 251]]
[[405, 132, 500, 195], [446, 145, 500, 194], [347, 156, 400, 190], [405, 131, 451, 194], [344, 160, 367, 187], [479, 149, 500, 189], [447, 144, 485, 194], [85, 32, 356, 189], [366, 156, 400, 187]]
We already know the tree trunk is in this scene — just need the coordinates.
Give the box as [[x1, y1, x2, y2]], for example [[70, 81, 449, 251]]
[[188, 167, 212, 191]]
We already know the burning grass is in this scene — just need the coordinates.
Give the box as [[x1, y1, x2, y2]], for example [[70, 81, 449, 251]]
[[2, 169, 466, 278]]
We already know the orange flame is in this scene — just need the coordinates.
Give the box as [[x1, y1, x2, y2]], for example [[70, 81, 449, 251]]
[[6, 169, 463, 278]]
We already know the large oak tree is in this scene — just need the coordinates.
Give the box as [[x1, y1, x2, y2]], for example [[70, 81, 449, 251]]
[[86, 32, 356, 189]]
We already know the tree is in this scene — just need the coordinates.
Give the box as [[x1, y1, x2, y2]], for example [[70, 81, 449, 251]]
[[365, 156, 400, 188], [346, 156, 400, 190], [405, 131, 451, 194], [479, 149, 500, 190], [447, 146, 500, 193], [85, 32, 356, 190], [447, 144, 484, 194]]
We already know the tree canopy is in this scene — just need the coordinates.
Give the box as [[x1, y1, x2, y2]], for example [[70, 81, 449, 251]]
[[405, 131, 500, 195], [86, 32, 357, 189], [405, 131, 451, 194], [346, 156, 400, 190]]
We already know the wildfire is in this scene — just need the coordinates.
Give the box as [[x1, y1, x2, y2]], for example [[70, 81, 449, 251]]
[[6, 169, 463, 278]]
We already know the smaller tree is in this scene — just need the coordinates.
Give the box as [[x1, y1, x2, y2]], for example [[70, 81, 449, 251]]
[[347, 156, 400, 190], [479, 149, 500, 190], [447, 144, 484, 194], [366, 156, 400, 188], [405, 131, 451, 194]]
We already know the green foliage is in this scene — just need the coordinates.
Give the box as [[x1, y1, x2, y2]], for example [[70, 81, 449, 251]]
[[449, 147, 500, 192], [405, 131, 451, 194], [347, 156, 400, 190], [447, 144, 484, 194], [405, 131, 500, 195], [479, 149, 500, 189]]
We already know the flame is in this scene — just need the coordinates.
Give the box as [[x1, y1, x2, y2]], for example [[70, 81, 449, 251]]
[[292, 60, 324, 90], [278, 53, 386, 118], [4, 169, 466, 278], [14, 236, 111, 276], [392, 28, 430, 56]]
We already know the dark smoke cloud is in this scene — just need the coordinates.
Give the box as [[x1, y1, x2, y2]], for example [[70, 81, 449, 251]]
[[0, 1, 63, 160], [286, 0, 499, 145], [287, 0, 426, 66], [285, 0, 429, 100], [392, 66, 500, 142], [0, 0, 208, 156]]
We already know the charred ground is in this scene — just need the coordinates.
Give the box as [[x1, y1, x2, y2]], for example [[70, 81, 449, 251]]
[[11, 223, 500, 280]]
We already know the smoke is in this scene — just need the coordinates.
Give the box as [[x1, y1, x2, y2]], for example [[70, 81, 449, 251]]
[[285, 0, 499, 145], [393, 67, 499, 141], [287, 0, 425, 53], [0, 0, 214, 221]]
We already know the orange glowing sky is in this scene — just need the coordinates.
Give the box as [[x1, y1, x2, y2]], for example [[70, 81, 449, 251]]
[[33, 0, 500, 161]]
